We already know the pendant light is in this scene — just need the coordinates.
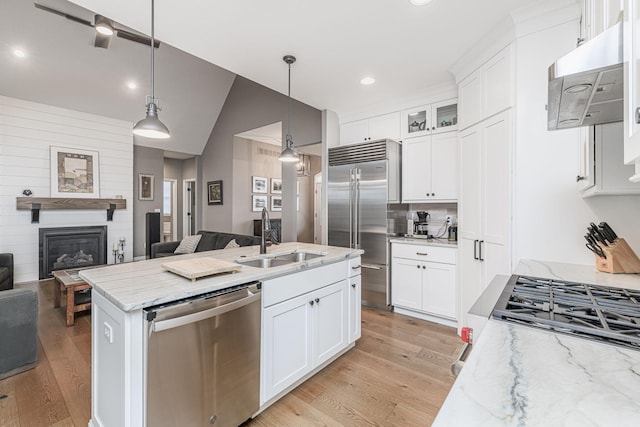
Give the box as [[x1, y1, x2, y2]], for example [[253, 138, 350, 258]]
[[279, 55, 299, 162], [133, 0, 170, 139]]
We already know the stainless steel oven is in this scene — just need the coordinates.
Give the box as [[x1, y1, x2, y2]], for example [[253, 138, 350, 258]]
[[144, 282, 261, 426]]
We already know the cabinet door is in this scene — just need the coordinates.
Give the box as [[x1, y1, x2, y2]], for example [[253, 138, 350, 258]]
[[369, 112, 401, 141], [401, 105, 431, 139], [431, 99, 458, 134], [458, 237, 482, 330], [577, 126, 595, 192], [421, 262, 456, 319], [314, 281, 348, 366], [391, 257, 422, 310], [402, 136, 432, 202], [262, 293, 313, 402], [340, 119, 369, 145], [458, 69, 482, 130], [482, 111, 510, 251], [458, 125, 482, 241], [624, 0, 640, 167], [483, 47, 512, 119], [431, 132, 458, 200], [348, 275, 361, 343]]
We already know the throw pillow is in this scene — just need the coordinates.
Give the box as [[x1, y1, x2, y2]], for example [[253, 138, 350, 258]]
[[174, 234, 202, 254], [224, 239, 240, 249]]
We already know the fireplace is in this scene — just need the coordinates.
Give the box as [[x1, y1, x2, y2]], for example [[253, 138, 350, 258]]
[[39, 226, 107, 279]]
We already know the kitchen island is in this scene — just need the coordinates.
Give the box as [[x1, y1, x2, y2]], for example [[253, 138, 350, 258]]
[[433, 260, 640, 426], [80, 242, 362, 427]]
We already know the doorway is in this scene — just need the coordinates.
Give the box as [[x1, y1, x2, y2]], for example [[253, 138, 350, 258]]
[[163, 179, 177, 242], [183, 179, 196, 237]]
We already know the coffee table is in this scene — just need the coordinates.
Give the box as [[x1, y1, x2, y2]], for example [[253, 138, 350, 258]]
[[52, 268, 94, 326]]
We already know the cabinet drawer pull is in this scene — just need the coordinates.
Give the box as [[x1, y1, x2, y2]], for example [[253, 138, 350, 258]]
[[351, 265, 361, 270], [473, 240, 478, 260], [479, 240, 484, 262], [315, 298, 320, 304], [351, 283, 356, 288], [309, 300, 314, 306], [416, 252, 428, 256]]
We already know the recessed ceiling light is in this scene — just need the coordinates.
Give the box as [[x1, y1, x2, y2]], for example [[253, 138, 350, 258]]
[[409, 0, 433, 5], [360, 77, 375, 85], [13, 49, 26, 58], [126, 81, 138, 90]]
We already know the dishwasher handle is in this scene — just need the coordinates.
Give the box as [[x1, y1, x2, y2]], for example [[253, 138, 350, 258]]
[[151, 291, 261, 332]]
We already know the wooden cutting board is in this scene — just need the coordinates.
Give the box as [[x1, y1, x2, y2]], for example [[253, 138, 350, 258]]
[[161, 257, 242, 281]]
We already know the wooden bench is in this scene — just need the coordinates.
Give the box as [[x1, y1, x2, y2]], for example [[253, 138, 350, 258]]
[[52, 268, 94, 326]]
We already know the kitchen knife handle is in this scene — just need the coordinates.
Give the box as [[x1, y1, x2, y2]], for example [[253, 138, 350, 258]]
[[473, 240, 478, 260], [479, 240, 484, 261]]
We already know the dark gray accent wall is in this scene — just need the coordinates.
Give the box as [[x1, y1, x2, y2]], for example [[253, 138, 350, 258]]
[[133, 145, 164, 258], [201, 76, 322, 239]]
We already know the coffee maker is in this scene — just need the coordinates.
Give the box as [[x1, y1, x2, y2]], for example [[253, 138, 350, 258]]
[[414, 211, 430, 236]]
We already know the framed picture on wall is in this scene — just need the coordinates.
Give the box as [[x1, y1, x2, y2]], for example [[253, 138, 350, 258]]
[[207, 180, 223, 205], [270, 178, 282, 194], [252, 176, 267, 193], [138, 174, 154, 201], [271, 196, 282, 212], [252, 195, 267, 212], [50, 146, 100, 198]]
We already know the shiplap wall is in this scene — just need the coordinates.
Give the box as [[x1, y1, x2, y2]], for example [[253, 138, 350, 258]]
[[0, 95, 134, 282]]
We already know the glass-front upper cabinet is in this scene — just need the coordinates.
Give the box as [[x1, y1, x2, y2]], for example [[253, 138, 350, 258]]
[[400, 99, 457, 139]]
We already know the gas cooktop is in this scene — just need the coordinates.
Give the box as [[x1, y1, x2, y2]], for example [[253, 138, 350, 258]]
[[492, 275, 640, 351]]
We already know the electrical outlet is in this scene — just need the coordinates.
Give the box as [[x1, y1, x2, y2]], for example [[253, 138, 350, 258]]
[[446, 215, 452, 225], [103, 322, 113, 344]]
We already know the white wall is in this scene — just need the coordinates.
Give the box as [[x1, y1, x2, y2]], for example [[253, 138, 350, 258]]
[[0, 96, 134, 282], [514, 19, 640, 265]]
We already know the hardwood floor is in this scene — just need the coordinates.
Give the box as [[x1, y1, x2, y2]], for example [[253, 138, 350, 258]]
[[1, 281, 462, 426]]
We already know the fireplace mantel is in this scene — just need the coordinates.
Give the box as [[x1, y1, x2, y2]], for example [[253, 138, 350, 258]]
[[16, 197, 127, 223]]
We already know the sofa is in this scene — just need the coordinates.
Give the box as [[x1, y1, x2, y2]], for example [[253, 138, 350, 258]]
[[0, 253, 38, 380], [150, 231, 261, 259]]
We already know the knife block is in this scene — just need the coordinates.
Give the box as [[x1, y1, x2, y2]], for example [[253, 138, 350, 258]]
[[595, 238, 640, 273]]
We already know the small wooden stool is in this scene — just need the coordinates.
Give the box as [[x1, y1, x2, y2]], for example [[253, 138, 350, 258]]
[[52, 268, 92, 326]]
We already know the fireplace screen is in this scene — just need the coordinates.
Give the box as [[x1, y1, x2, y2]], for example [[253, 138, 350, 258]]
[[39, 226, 107, 279]]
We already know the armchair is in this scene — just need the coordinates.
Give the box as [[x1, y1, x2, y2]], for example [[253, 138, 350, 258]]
[[0, 253, 13, 291]]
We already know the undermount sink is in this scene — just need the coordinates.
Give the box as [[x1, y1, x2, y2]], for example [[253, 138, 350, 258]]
[[236, 251, 325, 269]]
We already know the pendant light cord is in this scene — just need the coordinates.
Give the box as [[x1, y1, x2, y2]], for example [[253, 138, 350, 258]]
[[287, 62, 291, 145], [150, 0, 155, 101]]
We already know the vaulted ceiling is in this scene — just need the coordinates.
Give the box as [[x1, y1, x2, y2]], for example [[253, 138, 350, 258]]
[[3, 0, 555, 156]]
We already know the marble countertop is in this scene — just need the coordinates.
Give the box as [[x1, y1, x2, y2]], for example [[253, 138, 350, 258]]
[[389, 236, 458, 248], [434, 259, 640, 426], [80, 242, 362, 312]]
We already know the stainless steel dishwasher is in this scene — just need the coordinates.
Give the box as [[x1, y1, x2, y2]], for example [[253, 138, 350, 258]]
[[144, 281, 261, 427]]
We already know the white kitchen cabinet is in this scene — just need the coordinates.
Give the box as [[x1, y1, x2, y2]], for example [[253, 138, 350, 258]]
[[458, 46, 513, 130], [391, 243, 457, 323], [624, 0, 640, 180], [578, 122, 640, 196], [400, 99, 458, 139], [262, 279, 348, 403], [583, 0, 624, 41], [340, 112, 400, 145], [402, 131, 458, 202], [458, 110, 511, 329]]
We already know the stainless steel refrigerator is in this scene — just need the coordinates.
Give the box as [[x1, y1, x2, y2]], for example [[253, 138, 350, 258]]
[[328, 139, 401, 309]]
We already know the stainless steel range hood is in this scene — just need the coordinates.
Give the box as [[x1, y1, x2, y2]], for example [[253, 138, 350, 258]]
[[548, 22, 623, 130]]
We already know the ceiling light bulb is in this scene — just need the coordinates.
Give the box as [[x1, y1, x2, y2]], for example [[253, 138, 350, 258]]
[[409, 0, 433, 5], [360, 77, 375, 85], [13, 49, 26, 58], [127, 81, 138, 90]]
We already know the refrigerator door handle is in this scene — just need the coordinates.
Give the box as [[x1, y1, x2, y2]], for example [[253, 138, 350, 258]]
[[361, 263, 383, 270], [349, 168, 354, 249], [354, 168, 361, 249]]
